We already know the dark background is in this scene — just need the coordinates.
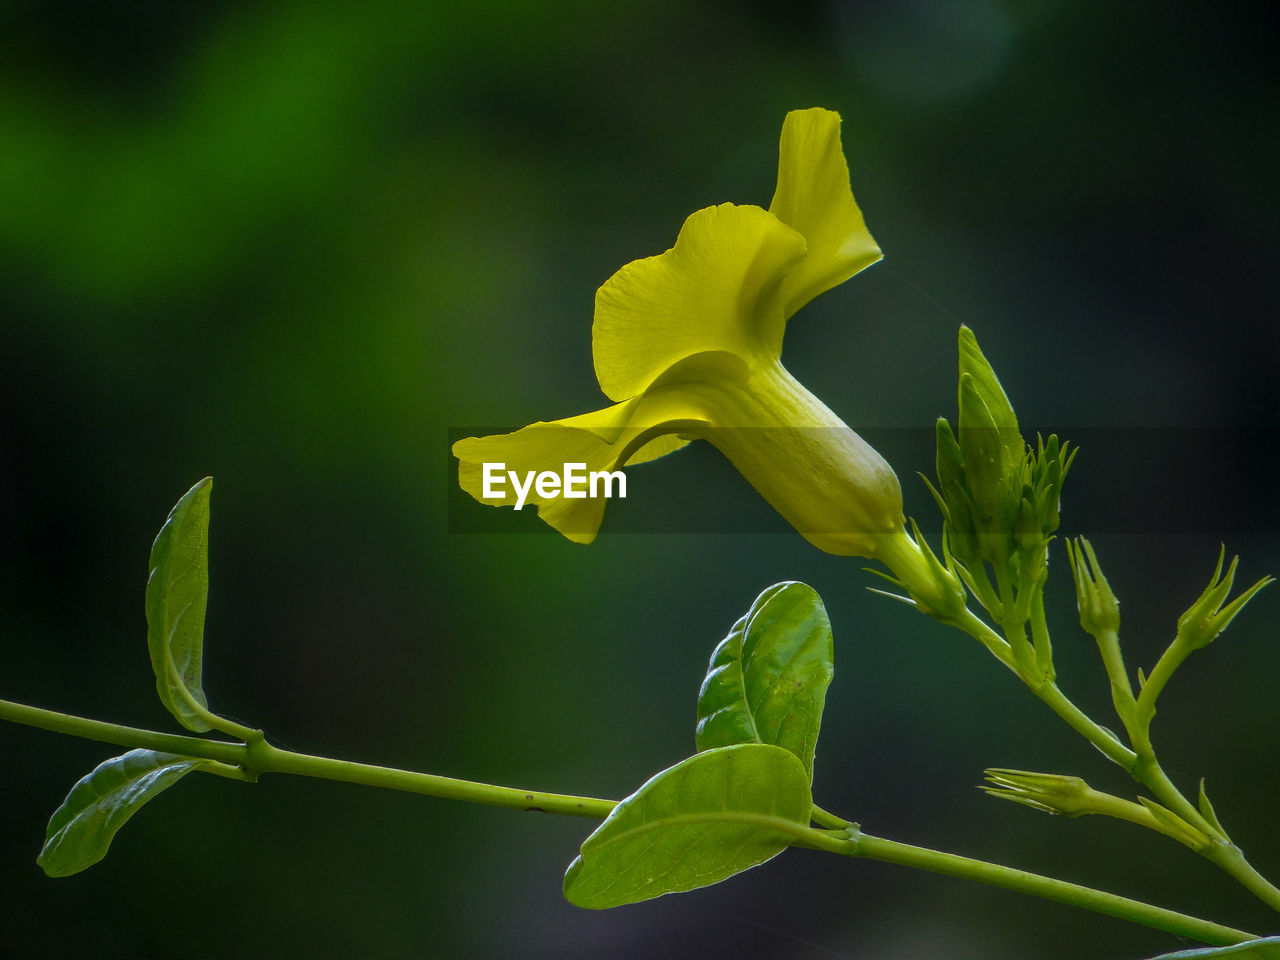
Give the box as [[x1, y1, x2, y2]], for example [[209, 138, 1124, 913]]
[[2, 1, 1278, 958]]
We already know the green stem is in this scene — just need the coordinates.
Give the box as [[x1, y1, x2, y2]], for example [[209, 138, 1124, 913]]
[[1028, 584, 1055, 681], [810, 803, 852, 830], [1093, 625, 1136, 720], [249, 739, 614, 818], [843, 832, 1256, 947], [1132, 752, 1280, 915], [1131, 753, 1218, 838], [889, 539, 1280, 917], [1034, 681, 1138, 771], [1124, 629, 1280, 911], [1208, 843, 1280, 917], [167, 656, 258, 743], [952, 607, 1019, 673], [0, 697, 614, 819], [1132, 640, 1191, 748], [952, 608, 1280, 915], [994, 563, 1016, 620], [0, 697, 248, 764], [1019, 663, 1280, 916], [951, 610, 1140, 771], [2, 695, 1261, 943]]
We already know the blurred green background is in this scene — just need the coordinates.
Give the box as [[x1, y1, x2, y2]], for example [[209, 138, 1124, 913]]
[[2, 1, 1278, 957]]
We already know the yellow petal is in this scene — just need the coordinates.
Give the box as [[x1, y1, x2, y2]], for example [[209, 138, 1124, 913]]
[[452, 391, 712, 544], [592, 203, 807, 402], [624, 433, 691, 466], [767, 108, 882, 321]]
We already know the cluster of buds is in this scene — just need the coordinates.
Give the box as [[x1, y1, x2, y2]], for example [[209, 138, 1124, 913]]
[[929, 327, 1075, 627]]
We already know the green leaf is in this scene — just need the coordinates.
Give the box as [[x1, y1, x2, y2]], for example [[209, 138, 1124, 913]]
[[39, 749, 202, 877], [1198, 778, 1229, 838], [563, 744, 813, 909], [145, 477, 214, 732], [695, 582, 834, 780], [1147, 937, 1280, 959]]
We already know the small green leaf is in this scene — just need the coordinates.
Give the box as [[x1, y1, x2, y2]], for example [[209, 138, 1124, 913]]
[[1147, 937, 1280, 959], [695, 582, 834, 780], [564, 744, 813, 909], [39, 749, 202, 877], [1136, 797, 1211, 851], [146, 477, 214, 732], [1198, 778, 1229, 839]]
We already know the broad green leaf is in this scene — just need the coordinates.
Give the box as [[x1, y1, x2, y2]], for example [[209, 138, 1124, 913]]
[[563, 744, 812, 909], [146, 477, 214, 732], [39, 749, 202, 877], [1148, 938, 1280, 959], [695, 582, 834, 779]]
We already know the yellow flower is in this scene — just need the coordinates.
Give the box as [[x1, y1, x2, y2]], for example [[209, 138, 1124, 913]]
[[453, 108, 906, 558]]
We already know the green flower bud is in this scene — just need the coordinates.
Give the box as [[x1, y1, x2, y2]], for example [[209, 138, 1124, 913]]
[[983, 768, 1211, 850], [934, 329, 1077, 604], [1065, 537, 1120, 639], [876, 522, 968, 623], [933, 417, 980, 570], [958, 325, 1018, 437], [957, 373, 1015, 540], [983, 769, 1095, 817], [1175, 549, 1273, 651], [1015, 494, 1042, 553], [942, 329, 1029, 576]]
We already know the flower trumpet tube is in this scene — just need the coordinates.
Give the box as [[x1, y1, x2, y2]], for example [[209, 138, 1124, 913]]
[[454, 108, 908, 558]]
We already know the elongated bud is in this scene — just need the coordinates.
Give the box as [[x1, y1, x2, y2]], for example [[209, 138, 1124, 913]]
[[958, 325, 1018, 436], [932, 419, 978, 567], [983, 768, 1211, 850], [951, 328, 1028, 569], [1065, 537, 1120, 638], [957, 326, 1025, 542], [957, 373, 1020, 554], [983, 769, 1095, 816]]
